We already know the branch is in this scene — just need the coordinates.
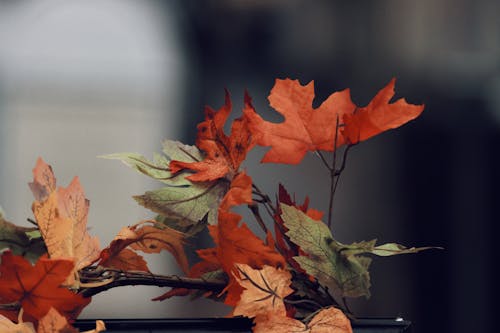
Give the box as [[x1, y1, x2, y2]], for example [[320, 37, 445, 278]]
[[78, 268, 226, 298]]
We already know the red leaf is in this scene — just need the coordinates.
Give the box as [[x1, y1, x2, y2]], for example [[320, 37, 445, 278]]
[[0, 252, 90, 321], [219, 171, 253, 211], [169, 91, 253, 181], [342, 78, 424, 144]]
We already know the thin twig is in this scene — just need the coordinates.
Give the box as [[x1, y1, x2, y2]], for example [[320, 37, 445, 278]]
[[248, 204, 268, 234]]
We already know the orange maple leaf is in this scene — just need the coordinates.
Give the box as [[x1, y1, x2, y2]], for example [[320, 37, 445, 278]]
[[210, 210, 285, 274], [342, 78, 424, 144], [30, 159, 100, 284], [232, 264, 293, 318], [244, 78, 424, 165], [244, 78, 355, 164], [253, 307, 352, 333], [219, 171, 253, 211], [0, 252, 90, 322], [169, 91, 253, 181], [207, 210, 285, 306]]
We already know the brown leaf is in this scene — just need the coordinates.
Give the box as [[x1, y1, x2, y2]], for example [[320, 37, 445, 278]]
[[233, 264, 293, 318], [253, 307, 352, 333], [30, 160, 100, 285]]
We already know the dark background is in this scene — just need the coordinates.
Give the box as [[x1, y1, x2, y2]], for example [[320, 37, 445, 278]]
[[173, 1, 499, 332]]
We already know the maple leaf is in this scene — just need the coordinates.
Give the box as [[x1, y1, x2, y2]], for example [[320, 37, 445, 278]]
[[29, 158, 56, 202], [0, 252, 90, 322], [253, 307, 352, 333], [232, 264, 293, 318], [30, 159, 100, 284], [280, 204, 434, 299], [206, 210, 285, 307], [99, 221, 189, 274], [106, 141, 228, 229], [0, 313, 36, 333], [244, 78, 355, 164], [169, 91, 253, 181], [244, 78, 424, 165], [219, 171, 253, 211], [210, 210, 285, 275], [342, 78, 424, 144], [38, 308, 105, 333]]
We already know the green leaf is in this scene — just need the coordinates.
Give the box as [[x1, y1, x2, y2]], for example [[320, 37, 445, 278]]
[[103, 140, 228, 228], [280, 203, 437, 299], [280, 203, 372, 299], [134, 180, 228, 227], [339, 240, 439, 257], [0, 212, 47, 262]]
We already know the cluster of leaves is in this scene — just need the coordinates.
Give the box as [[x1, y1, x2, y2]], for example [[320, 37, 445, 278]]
[[0, 77, 432, 332]]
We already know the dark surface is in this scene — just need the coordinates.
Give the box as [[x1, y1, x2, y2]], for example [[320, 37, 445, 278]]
[[74, 318, 411, 333]]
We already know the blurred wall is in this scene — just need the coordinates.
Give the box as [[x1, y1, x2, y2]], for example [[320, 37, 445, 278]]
[[0, 0, 201, 319]]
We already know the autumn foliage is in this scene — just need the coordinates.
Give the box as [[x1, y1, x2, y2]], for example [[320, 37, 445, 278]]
[[0, 77, 432, 332]]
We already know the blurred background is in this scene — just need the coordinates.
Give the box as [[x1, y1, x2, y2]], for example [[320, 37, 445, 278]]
[[0, 1, 498, 332]]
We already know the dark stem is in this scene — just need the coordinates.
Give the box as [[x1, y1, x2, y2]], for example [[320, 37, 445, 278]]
[[0, 302, 20, 312], [78, 269, 226, 298], [248, 203, 268, 234], [327, 115, 340, 228]]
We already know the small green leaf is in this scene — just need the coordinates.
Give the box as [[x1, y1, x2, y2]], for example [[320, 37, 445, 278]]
[[280, 203, 372, 299], [134, 181, 228, 227], [0, 212, 46, 262], [104, 140, 228, 228]]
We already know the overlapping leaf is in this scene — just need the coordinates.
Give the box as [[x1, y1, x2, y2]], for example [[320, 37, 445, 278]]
[[280, 204, 432, 299], [169, 91, 253, 181], [232, 264, 293, 318], [30, 159, 100, 284], [244, 78, 424, 165], [0, 252, 90, 322], [244, 78, 355, 164], [99, 221, 188, 274], [0, 213, 46, 262], [105, 141, 228, 229], [253, 307, 352, 333]]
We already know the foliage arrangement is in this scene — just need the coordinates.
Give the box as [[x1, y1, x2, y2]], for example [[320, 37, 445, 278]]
[[0, 78, 434, 332]]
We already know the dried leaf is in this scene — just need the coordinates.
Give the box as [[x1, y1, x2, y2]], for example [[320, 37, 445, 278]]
[[29, 158, 56, 202], [31, 161, 100, 286], [0, 252, 90, 321], [233, 264, 293, 318], [253, 307, 352, 333]]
